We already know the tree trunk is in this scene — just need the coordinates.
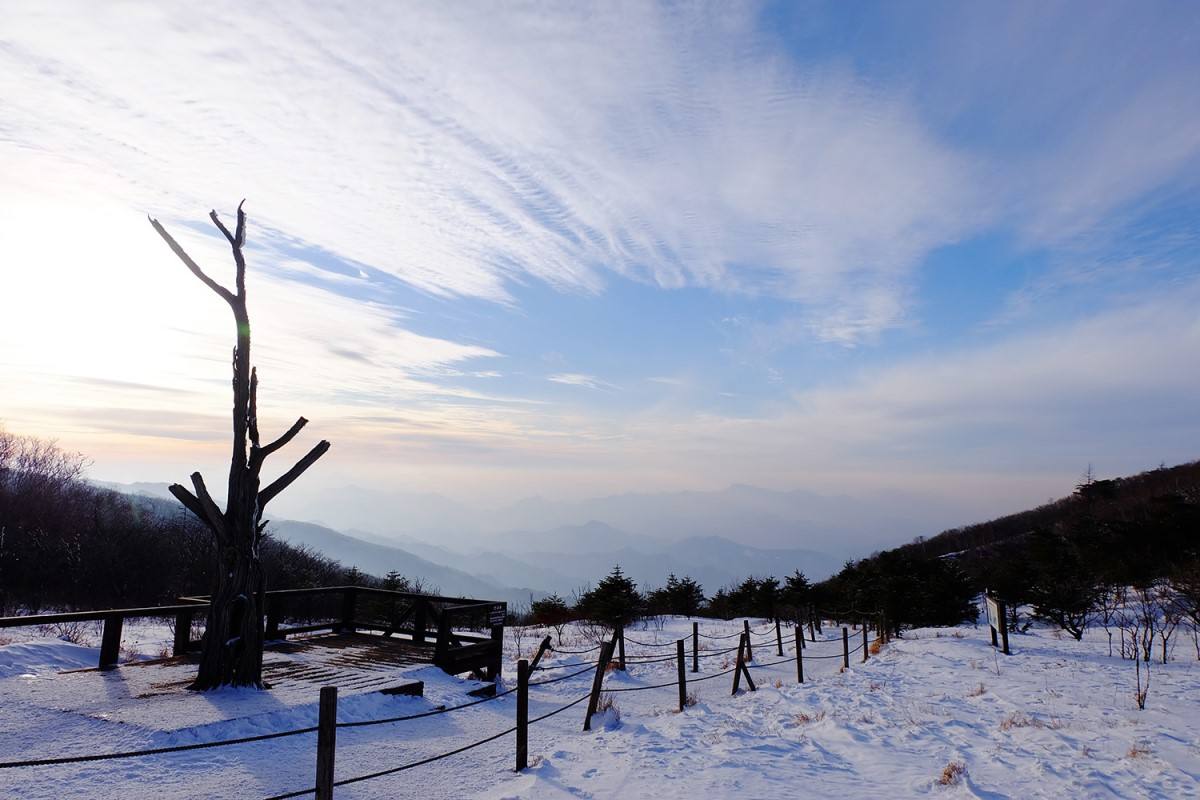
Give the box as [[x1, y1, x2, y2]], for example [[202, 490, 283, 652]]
[[150, 202, 329, 690]]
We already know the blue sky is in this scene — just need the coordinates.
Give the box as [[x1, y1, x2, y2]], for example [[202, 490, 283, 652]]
[[0, 1, 1198, 524]]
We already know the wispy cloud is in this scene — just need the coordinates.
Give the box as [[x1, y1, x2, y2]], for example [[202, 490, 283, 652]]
[[548, 373, 614, 391], [0, 2, 982, 342]]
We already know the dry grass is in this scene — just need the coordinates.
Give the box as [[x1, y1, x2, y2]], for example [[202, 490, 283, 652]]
[[794, 710, 826, 725], [0, 635, 12, 647], [1128, 742, 1152, 759], [773, 678, 784, 689], [682, 690, 699, 708], [869, 638, 883, 655], [595, 692, 621, 724], [938, 761, 966, 786], [967, 683, 986, 697], [1000, 712, 1063, 732], [868, 681, 883, 692]]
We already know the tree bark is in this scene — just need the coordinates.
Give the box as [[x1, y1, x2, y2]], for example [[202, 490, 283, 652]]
[[150, 202, 329, 690]]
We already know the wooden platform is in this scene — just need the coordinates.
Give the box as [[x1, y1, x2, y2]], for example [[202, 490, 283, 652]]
[[5, 632, 428, 734]]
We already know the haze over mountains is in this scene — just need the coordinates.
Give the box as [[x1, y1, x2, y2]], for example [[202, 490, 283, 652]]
[[103, 480, 973, 606]]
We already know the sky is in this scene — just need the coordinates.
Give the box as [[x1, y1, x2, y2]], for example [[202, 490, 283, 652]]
[[1, 1, 1198, 531]]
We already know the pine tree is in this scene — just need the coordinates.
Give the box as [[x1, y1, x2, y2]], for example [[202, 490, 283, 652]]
[[576, 565, 643, 627]]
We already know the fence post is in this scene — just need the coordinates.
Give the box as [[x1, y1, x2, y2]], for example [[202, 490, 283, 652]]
[[173, 610, 191, 656], [516, 659, 529, 772], [732, 632, 756, 695], [796, 618, 805, 649], [842, 627, 849, 669], [743, 620, 753, 661], [796, 635, 804, 684], [413, 599, 427, 645], [583, 638, 616, 731], [692, 621, 699, 673], [616, 625, 626, 671], [863, 624, 869, 662], [530, 635, 552, 672], [339, 588, 357, 634], [676, 640, 687, 712], [265, 596, 283, 641], [315, 686, 337, 800], [99, 613, 123, 669]]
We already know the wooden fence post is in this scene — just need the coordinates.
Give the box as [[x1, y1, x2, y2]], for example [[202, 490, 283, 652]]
[[731, 632, 756, 695], [413, 599, 427, 645], [339, 588, 357, 634], [676, 640, 687, 712], [842, 627, 849, 669], [99, 613, 123, 669], [692, 621, 699, 673], [775, 619, 783, 656], [516, 659, 529, 772], [862, 625, 869, 663], [315, 686, 337, 800], [173, 610, 191, 656], [796, 634, 804, 684], [616, 626, 626, 671], [743, 620, 753, 661], [584, 638, 616, 731], [265, 597, 283, 641], [530, 635, 552, 672]]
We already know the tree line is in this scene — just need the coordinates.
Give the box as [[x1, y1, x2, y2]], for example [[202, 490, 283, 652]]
[[0, 428, 352, 616]]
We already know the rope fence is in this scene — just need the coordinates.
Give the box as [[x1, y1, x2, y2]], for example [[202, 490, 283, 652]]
[[1, 618, 885, 799]]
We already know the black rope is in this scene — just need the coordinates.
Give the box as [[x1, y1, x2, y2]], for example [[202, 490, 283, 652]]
[[528, 665, 596, 686], [322, 693, 591, 793], [0, 724, 320, 769], [337, 685, 518, 730], [602, 677, 680, 693], [549, 642, 604, 654]]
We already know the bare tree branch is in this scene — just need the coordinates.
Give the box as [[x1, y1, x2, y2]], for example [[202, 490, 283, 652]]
[[168, 483, 207, 524], [147, 217, 236, 305], [258, 416, 308, 460], [190, 471, 227, 537], [258, 440, 331, 511]]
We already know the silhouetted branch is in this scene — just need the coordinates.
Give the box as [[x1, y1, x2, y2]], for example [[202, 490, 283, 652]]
[[147, 216, 236, 305], [258, 440, 331, 510]]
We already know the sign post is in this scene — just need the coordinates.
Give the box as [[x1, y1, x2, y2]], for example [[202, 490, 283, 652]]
[[985, 592, 1010, 655]]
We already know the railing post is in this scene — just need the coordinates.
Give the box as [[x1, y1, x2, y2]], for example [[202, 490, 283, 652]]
[[616, 625, 626, 671], [796, 634, 804, 684], [99, 613, 123, 669], [413, 599, 427, 645], [842, 626, 850, 669], [796, 618, 805, 649], [265, 596, 282, 641], [583, 639, 616, 731], [862, 625, 869, 663], [676, 639, 687, 712], [743, 620, 752, 661], [775, 619, 783, 656], [173, 610, 191, 656], [315, 685, 337, 800], [691, 621, 699, 673], [339, 588, 357, 634], [490, 622, 505, 680], [516, 659, 529, 772]]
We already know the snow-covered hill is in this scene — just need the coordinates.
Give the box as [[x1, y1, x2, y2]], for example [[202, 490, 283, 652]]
[[2, 616, 1197, 798]]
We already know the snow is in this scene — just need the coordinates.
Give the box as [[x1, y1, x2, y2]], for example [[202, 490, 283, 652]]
[[2, 615, 1199, 798]]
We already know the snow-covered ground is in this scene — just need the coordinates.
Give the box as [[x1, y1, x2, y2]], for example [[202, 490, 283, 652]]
[[2, 615, 1198, 798]]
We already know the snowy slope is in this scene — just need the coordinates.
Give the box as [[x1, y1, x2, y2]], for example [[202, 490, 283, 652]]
[[2, 616, 1198, 798]]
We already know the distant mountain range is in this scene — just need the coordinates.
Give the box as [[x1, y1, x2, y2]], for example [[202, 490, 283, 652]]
[[99, 480, 855, 605]]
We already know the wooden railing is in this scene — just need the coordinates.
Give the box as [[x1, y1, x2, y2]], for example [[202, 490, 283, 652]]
[[0, 586, 507, 678]]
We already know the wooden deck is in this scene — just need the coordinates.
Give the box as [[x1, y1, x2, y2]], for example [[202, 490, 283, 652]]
[[4, 632, 430, 734]]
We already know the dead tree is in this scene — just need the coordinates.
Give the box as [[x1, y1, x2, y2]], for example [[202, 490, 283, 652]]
[[149, 201, 330, 690]]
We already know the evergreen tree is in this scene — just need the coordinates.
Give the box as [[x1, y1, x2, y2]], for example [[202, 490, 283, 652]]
[[575, 565, 643, 627]]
